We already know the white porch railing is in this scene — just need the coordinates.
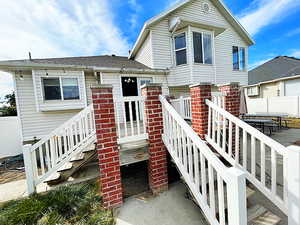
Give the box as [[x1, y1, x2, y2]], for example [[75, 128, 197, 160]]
[[115, 96, 148, 144], [161, 95, 247, 225], [205, 99, 289, 214], [170, 96, 191, 120], [212, 92, 226, 109], [23, 105, 96, 194]]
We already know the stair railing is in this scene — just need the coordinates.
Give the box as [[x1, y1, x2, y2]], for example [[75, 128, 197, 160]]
[[23, 104, 96, 194], [205, 99, 289, 214], [170, 96, 191, 120], [160, 95, 247, 225]]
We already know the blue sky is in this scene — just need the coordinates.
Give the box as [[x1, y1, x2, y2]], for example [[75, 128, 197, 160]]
[[0, 0, 300, 101]]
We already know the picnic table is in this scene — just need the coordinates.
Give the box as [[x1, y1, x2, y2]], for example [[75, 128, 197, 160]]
[[243, 118, 275, 135], [242, 113, 289, 129]]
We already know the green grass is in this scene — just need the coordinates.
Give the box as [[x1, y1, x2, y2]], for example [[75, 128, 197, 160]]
[[0, 182, 114, 225]]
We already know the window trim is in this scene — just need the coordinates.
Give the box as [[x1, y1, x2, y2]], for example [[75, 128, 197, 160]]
[[41, 76, 81, 102], [191, 30, 214, 65], [173, 32, 188, 66], [233, 46, 246, 71]]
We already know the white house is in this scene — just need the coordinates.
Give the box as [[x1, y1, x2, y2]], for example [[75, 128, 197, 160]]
[[0, 0, 254, 144]]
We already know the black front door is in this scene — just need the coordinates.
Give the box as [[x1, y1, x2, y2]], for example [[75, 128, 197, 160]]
[[121, 77, 138, 121]]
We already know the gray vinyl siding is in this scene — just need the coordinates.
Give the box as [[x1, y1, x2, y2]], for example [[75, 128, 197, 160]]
[[135, 32, 153, 68], [149, 0, 249, 86], [15, 71, 97, 141]]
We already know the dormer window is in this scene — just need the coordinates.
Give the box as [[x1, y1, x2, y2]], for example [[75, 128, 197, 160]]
[[174, 33, 187, 66], [193, 32, 213, 64]]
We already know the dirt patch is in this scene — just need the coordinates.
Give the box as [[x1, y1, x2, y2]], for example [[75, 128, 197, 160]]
[[0, 158, 25, 184]]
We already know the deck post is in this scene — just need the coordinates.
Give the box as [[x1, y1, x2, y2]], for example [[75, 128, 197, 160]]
[[189, 83, 212, 139], [287, 145, 300, 225], [226, 167, 247, 225], [91, 85, 123, 209], [142, 83, 168, 194], [23, 144, 36, 195], [218, 82, 240, 155]]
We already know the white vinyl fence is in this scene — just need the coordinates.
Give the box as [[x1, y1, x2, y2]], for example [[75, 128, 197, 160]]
[[0, 116, 22, 159], [246, 96, 300, 117]]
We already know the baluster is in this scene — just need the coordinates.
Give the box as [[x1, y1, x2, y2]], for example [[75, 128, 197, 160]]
[[84, 112, 89, 137], [32, 150, 38, 179], [141, 99, 147, 134], [212, 108, 216, 142], [45, 140, 51, 170], [38, 146, 45, 175], [178, 126, 183, 164], [188, 137, 193, 178], [261, 142, 266, 186], [50, 137, 56, 165], [251, 136, 256, 176], [129, 100, 134, 136], [58, 135, 62, 159], [200, 153, 207, 203], [122, 102, 128, 137], [63, 129, 67, 155], [208, 164, 216, 216], [208, 106, 211, 139], [271, 148, 277, 195], [222, 118, 226, 152], [235, 125, 240, 164], [217, 175, 225, 225], [194, 144, 200, 191], [79, 118, 83, 142], [135, 100, 141, 135], [182, 128, 187, 168], [242, 130, 247, 169], [229, 121, 233, 157]]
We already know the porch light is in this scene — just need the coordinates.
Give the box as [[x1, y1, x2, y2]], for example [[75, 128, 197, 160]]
[[124, 78, 135, 83]]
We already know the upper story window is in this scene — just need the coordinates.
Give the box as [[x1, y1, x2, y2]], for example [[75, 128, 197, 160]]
[[193, 32, 213, 64], [174, 33, 187, 66], [233, 46, 246, 71], [42, 77, 80, 101]]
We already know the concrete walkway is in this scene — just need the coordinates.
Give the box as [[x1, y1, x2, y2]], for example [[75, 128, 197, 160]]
[[115, 182, 208, 225]]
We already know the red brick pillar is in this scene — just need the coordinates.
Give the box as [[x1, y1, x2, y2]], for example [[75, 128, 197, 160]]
[[142, 83, 168, 194], [91, 85, 123, 209], [190, 83, 212, 139], [219, 82, 240, 117], [218, 82, 241, 155]]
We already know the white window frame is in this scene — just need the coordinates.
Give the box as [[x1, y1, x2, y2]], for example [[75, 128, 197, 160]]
[[192, 30, 214, 65], [233, 46, 246, 71], [247, 86, 259, 96], [173, 32, 188, 66], [41, 76, 81, 101]]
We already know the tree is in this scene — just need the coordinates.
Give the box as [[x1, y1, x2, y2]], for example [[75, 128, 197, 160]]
[[0, 92, 17, 116]]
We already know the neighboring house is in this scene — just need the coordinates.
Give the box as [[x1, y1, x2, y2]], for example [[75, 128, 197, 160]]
[[246, 56, 300, 98], [0, 0, 254, 144]]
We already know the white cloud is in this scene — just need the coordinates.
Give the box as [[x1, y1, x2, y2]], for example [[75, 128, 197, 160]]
[[286, 27, 300, 37], [0, 0, 132, 99], [239, 0, 300, 36], [128, 0, 143, 30], [290, 50, 300, 58], [165, 0, 181, 9]]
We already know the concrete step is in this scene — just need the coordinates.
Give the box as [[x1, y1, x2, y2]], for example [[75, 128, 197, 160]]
[[248, 207, 281, 225], [44, 172, 60, 183], [248, 205, 268, 222], [120, 140, 149, 152], [57, 162, 73, 172], [70, 153, 85, 162], [82, 143, 96, 153]]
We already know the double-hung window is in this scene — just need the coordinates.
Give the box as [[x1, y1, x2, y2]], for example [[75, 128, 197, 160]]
[[42, 77, 80, 101], [174, 33, 187, 66], [233, 46, 246, 71], [193, 32, 213, 64]]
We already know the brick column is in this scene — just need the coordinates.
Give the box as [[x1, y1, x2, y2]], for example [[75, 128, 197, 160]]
[[218, 82, 241, 155], [142, 83, 168, 195], [91, 85, 123, 209], [190, 83, 212, 139], [218, 82, 241, 117]]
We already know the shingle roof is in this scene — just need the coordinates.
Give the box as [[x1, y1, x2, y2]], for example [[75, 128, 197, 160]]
[[0, 55, 150, 70], [249, 56, 300, 85]]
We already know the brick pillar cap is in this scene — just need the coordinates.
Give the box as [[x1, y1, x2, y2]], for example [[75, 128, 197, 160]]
[[141, 83, 162, 89], [90, 84, 113, 89], [217, 82, 240, 87], [189, 82, 212, 88]]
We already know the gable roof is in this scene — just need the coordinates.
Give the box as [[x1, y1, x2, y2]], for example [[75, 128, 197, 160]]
[[129, 0, 255, 59], [248, 56, 300, 85], [0, 55, 150, 70]]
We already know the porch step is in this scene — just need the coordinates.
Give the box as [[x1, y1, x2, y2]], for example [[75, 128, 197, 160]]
[[120, 147, 149, 166], [45, 143, 97, 186], [248, 205, 281, 225], [120, 140, 149, 151]]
